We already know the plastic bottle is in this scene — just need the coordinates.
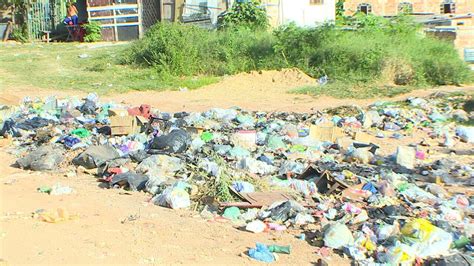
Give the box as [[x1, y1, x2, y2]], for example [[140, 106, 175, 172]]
[[268, 245, 291, 254]]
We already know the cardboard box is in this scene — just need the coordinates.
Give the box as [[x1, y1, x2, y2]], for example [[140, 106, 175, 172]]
[[309, 124, 344, 142], [109, 108, 147, 136], [353, 131, 373, 144], [185, 126, 204, 136]]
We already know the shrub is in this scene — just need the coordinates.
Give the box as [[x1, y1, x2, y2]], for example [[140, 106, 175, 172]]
[[273, 16, 471, 86], [381, 57, 415, 85], [123, 22, 282, 76], [82, 21, 102, 42], [218, 0, 269, 31], [123, 16, 472, 89], [11, 24, 28, 43]]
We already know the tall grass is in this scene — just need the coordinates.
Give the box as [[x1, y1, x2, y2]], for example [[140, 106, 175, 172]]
[[122, 23, 283, 76], [274, 21, 472, 87], [122, 17, 472, 93]]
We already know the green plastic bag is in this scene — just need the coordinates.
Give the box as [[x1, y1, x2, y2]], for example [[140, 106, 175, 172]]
[[71, 128, 91, 138]]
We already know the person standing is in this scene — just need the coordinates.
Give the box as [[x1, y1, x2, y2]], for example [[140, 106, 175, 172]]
[[64, 1, 78, 25]]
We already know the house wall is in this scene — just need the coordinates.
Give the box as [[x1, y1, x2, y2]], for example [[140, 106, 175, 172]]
[[455, 28, 474, 58], [343, 0, 474, 16], [182, 0, 227, 24], [453, 17, 474, 59], [262, 0, 336, 27]]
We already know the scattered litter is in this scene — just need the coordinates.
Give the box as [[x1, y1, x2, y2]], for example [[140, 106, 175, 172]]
[[1, 92, 472, 264], [34, 208, 78, 223]]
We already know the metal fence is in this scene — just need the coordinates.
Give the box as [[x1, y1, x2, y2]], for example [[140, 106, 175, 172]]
[[142, 0, 161, 30], [27, 0, 67, 39]]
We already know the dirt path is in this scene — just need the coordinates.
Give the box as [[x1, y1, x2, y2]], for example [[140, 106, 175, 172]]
[[1, 69, 473, 112]]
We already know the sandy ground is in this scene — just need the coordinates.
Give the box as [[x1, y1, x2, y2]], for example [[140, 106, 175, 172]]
[[0, 69, 473, 265], [0, 150, 340, 265], [1, 68, 473, 112]]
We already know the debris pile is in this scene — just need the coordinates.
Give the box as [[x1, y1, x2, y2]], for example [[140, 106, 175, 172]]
[[0, 92, 473, 264]]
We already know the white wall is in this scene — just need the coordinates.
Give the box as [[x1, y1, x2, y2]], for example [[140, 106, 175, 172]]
[[280, 0, 335, 27], [182, 0, 222, 24]]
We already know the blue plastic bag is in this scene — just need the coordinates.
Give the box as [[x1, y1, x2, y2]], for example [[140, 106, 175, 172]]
[[248, 243, 275, 263]]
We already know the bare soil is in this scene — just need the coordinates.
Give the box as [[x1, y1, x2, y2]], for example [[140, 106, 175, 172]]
[[1, 68, 473, 112], [0, 69, 473, 265]]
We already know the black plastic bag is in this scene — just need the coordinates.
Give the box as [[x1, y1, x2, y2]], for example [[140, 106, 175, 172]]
[[110, 171, 149, 191], [72, 145, 120, 169], [79, 99, 96, 115], [148, 129, 190, 154], [16, 145, 65, 171], [16, 117, 52, 130]]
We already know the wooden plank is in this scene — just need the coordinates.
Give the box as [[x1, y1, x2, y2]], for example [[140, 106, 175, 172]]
[[89, 14, 139, 20], [137, 0, 143, 38], [100, 22, 141, 27], [174, 0, 185, 22], [160, 0, 164, 22], [87, 4, 138, 12], [223, 187, 315, 208], [112, 2, 118, 41], [3, 22, 13, 42]]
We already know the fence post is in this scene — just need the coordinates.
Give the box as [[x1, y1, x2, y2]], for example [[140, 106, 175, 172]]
[[138, 0, 144, 38]]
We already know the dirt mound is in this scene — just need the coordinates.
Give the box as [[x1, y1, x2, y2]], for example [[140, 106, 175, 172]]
[[225, 68, 315, 88]]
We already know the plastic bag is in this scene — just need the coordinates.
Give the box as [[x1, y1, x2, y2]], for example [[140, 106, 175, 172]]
[[110, 172, 149, 191], [401, 218, 452, 258], [248, 243, 275, 263], [50, 183, 74, 195], [267, 135, 286, 150], [385, 243, 417, 265], [152, 183, 191, 209], [71, 128, 91, 138], [149, 129, 190, 154], [231, 130, 257, 150], [79, 99, 96, 115], [238, 157, 276, 175], [232, 181, 255, 193], [269, 200, 305, 222], [72, 145, 120, 169], [17, 145, 65, 171], [246, 220, 266, 233], [324, 223, 354, 249], [138, 155, 183, 194], [456, 126, 474, 143], [222, 207, 241, 220]]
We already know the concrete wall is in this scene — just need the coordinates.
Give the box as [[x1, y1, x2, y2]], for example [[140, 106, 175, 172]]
[[280, 0, 335, 26], [344, 0, 474, 16], [262, 0, 336, 27]]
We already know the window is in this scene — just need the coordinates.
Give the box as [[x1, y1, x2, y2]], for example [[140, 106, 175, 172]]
[[357, 3, 372, 14], [398, 2, 413, 14], [310, 0, 324, 5], [441, 1, 455, 14]]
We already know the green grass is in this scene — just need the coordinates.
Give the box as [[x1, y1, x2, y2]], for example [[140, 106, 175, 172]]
[[290, 83, 415, 99], [1, 16, 473, 99], [0, 43, 219, 94], [123, 20, 473, 99]]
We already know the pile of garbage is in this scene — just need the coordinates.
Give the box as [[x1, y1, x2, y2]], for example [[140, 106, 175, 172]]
[[0, 92, 473, 264]]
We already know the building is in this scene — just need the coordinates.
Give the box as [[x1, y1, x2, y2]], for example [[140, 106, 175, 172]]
[[262, 0, 336, 27], [343, 0, 474, 62], [343, 0, 474, 16]]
